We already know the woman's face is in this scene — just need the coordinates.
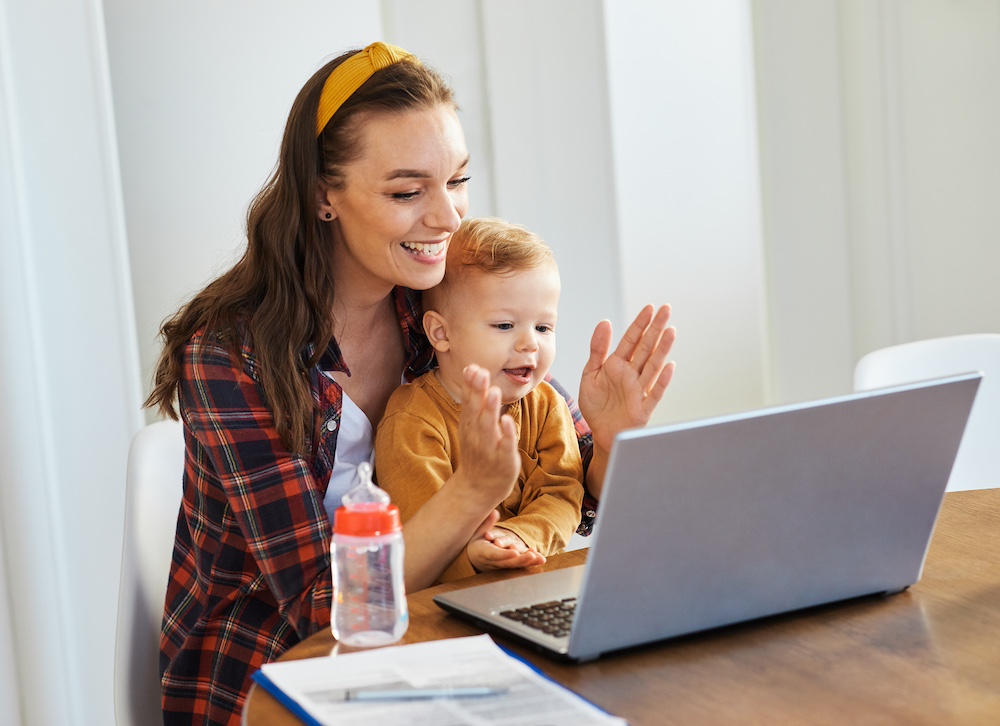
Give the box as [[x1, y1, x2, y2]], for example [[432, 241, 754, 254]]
[[321, 103, 470, 293]]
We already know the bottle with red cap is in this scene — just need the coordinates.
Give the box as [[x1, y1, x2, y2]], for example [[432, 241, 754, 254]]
[[330, 462, 408, 647]]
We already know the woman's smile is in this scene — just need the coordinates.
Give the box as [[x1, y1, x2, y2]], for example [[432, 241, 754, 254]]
[[400, 239, 448, 261]]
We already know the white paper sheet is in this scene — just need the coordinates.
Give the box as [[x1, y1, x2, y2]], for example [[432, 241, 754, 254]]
[[255, 634, 626, 725]]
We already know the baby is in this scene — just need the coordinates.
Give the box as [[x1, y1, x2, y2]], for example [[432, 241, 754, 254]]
[[375, 216, 584, 583]]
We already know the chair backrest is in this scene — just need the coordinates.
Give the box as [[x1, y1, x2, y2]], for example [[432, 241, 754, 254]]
[[854, 333, 1000, 491], [114, 419, 185, 726]]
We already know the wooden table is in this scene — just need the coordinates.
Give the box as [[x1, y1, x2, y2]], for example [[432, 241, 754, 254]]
[[244, 489, 1000, 724]]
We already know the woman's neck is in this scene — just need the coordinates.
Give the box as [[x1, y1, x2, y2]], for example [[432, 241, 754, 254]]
[[329, 285, 405, 428], [330, 254, 397, 340], [332, 292, 395, 342]]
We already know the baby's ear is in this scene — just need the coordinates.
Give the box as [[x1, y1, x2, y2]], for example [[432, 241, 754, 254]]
[[422, 310, 451, 352]]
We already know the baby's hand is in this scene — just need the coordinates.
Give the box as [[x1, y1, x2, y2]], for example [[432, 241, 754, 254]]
[[454, 365, 520, 509], [468, 529, 546, 572], [483, 528, 529, 552]]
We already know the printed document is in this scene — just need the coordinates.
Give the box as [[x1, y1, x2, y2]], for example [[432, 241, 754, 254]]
[[253, 634, 626, 725]]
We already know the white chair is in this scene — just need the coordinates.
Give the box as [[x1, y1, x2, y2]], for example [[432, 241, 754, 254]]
[[114, 419, 185, 726], [854, 333, 1000, 491]]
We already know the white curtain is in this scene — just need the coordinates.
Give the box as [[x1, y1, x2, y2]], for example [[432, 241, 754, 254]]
[[0, 0, 144, 722], [0, 527, 22, 726]]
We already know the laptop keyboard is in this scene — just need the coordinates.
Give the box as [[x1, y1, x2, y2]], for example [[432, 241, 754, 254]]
[[499, 597, 577, 638]]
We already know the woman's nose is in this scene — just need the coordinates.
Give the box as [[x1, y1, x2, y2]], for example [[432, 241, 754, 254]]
[[425, 188, 462, 232]]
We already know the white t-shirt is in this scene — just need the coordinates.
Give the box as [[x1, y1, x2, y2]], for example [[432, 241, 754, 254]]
[[322, 386, 375, 526]]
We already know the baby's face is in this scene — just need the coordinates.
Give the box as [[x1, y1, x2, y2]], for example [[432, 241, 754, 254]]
[[443, 262, 560, 405]]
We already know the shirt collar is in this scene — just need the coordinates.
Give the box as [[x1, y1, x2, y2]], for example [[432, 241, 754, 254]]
[[309, 287, 435, 379]]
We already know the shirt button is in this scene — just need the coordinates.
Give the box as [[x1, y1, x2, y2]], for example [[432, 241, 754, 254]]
[[325, 419, 338, 432]]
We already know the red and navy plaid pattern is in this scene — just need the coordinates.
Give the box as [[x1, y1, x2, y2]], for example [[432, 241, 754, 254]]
[[546, 375, 597, 536], [160, 286, 595, 724]]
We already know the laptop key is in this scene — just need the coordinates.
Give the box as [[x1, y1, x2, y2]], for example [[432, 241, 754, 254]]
[[500, 598, 578, 637]]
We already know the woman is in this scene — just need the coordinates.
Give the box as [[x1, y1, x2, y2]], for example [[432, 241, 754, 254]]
[[145, 42, 675, 725]]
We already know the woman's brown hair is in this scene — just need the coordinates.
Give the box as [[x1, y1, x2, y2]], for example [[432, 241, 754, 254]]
[[144, 48, 455, 454]]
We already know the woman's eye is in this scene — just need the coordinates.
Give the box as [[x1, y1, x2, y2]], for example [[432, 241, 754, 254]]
[[448, 175, 471, 189], [391, 190, 420, 201]]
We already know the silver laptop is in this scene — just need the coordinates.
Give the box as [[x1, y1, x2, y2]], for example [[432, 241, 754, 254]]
[[434, 372, 982, 662]]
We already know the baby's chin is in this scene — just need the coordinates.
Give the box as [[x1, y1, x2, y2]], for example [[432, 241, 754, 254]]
[[498, 379, 543, 406]]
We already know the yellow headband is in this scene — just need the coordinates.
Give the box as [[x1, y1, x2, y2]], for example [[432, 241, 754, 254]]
[[315, 42, 420, 137]]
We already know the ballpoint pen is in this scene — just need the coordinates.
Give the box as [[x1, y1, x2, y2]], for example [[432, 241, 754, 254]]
[[345, 686, 508, 702]]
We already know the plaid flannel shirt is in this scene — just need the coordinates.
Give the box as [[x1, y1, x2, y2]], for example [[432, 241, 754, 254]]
[[160, 286, 595, 725]]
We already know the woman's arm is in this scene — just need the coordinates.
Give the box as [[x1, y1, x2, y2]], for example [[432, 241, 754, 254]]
[[179, 332, 333, 638]]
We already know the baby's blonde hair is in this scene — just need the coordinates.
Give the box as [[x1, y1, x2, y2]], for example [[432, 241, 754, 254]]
[[426, 217, 555, 311]]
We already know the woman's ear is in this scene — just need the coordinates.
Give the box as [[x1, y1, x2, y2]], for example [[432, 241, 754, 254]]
[[422, 310, 451, 353], [317, 185, 337, 222]]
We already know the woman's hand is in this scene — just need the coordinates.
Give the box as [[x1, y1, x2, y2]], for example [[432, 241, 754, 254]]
[[578, 304, 676, 498], [468, 528, 546, 572]]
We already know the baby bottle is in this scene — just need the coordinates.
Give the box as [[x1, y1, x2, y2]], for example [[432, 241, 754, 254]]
[[330, 462, 408, 647]]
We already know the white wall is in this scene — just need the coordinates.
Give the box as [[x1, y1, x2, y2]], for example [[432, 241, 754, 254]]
[[389, 0, 769, 423], [752, 0, 856, 405], [104, 1, 385, 419], [840, 0, 1000, 351], [477, 1, 624, 403], [604, 0, 769, 423], [754, 0, 1000, 405]]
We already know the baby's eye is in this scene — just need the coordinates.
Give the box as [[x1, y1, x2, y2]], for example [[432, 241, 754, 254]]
[[494, 323, 514, 331], [536, 324, 554, 334]]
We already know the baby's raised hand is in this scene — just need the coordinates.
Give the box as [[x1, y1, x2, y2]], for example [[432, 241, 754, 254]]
[[454, 365, 520, 510]]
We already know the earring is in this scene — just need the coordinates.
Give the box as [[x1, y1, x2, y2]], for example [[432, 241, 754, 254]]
[[324, 212, 332, 220]]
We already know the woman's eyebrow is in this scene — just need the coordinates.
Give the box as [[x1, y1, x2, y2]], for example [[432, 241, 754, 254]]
[[385, 169, 429, 180], [385, 156, 471, 182]]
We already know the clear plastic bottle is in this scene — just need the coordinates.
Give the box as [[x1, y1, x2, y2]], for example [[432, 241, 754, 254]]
[[330, 462, 408, 647]]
